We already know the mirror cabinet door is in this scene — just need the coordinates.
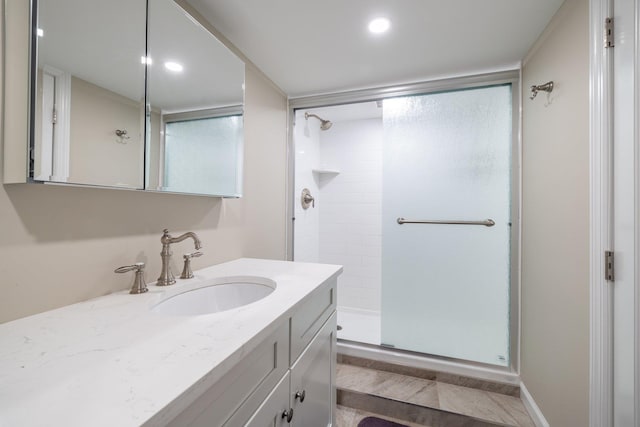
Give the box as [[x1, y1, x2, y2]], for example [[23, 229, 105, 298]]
[[34, 0, 146, 189], [145, 0, 245, 197], [32, 0, 245, 196]]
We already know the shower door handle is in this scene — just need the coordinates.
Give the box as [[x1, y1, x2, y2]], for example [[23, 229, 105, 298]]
[[397, 218, 495, 227]]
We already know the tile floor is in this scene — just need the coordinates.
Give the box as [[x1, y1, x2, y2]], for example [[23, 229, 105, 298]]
[[336, 405, 427, 427], [337, 363, 535, 427]]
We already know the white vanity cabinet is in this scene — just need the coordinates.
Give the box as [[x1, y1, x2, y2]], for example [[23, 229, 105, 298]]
[[166, 323, 290, 427], [236, 373, 292, 427], [290, 312, 336, 427], [169, 278, 337, 427], [239, 314, 336, 427], [0, 259, 343, 427]]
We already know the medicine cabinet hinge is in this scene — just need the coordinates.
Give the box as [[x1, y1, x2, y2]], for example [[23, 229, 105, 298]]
[[605, 250, 615, 282], [605, 17, 614, 48], [52, 107, 58, 125]]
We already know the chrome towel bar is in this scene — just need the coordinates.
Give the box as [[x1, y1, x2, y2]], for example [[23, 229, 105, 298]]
[[396, 218, 495, 227]]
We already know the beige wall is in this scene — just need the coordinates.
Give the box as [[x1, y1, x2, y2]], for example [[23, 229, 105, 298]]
[[521, 0, 589, 424], [69, 76, 143, 187], [0, 13, 288, 323]]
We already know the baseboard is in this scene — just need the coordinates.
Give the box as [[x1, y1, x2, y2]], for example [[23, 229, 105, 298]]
[[520, 382, 550, 427]]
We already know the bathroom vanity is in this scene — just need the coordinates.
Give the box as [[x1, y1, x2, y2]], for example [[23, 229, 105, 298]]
[[0, 259, 341, 426]]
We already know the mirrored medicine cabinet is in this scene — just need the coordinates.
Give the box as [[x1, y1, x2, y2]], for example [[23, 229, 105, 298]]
[[24, 0, 245, 197]]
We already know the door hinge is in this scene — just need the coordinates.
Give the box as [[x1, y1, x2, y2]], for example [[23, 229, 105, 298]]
[[52, 107, 57, 125], [605, 17, 614, 48], [605, 250, 615, 282]]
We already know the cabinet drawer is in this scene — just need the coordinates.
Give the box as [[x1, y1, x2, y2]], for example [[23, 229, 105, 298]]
[[168, 321, 289, 427], [225, 372, 290, 427], [290, 279, 336, 363]]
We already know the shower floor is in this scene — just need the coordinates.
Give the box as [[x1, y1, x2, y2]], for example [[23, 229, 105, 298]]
[[337, 307, 381, 345]]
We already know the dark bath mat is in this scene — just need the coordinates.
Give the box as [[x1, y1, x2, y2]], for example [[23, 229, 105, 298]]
[[357, 416, 409, 427]]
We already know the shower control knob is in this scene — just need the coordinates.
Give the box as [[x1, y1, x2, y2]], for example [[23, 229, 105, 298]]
[[301, 188, 315, 209], [303, 194, 315, 207], [295, 390, 306, 403]]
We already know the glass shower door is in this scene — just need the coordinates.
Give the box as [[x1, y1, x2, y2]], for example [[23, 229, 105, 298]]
[[381, 85, 512, 366]]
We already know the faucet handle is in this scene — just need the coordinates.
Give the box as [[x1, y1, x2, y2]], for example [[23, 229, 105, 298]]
[[180, 251, 203, 279], [115, 262, 148, 294], [184, 251, 203, 260]]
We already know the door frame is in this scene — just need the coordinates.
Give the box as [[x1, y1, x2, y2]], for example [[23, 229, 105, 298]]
[[589, 0, 614, 424], [285, 70, 522, 373], [589, 0, 640, 424]]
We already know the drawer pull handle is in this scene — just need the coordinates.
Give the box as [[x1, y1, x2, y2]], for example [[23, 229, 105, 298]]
[[295, 390, 306, 403], [282, 408, 294, 423]]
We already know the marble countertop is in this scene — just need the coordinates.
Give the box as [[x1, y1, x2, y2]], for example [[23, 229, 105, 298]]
[[0, 258, 342, 427]]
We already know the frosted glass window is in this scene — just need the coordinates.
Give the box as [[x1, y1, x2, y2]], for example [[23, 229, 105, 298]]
[[381, 85, 512, 366], [163, 115, 242, 196]]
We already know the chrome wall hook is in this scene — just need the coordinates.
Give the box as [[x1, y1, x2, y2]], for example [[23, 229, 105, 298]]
[[530, 81, 554, 100], [115, 129, 130, 143]]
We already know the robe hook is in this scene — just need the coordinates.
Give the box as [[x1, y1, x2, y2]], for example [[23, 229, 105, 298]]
[[530, 81, 554, 100]]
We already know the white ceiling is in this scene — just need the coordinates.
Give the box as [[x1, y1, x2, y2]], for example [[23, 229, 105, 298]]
[[186, 0, 565, 98]]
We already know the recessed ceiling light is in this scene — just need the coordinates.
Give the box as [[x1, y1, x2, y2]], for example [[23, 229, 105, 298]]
[[164, 61, 183, 72], [37, 28, 44, 37], [140, 56, 152, 65], [368, 17, 390, 34]]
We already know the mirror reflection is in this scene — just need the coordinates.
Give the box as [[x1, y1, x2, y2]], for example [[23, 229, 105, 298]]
[[32, 0, 245, 196], [145, 0, 244, 196], [33, 0, 146, 188]]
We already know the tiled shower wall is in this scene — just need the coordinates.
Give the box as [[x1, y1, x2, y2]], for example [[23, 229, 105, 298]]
[[318, 118, 382, 312], [293, 112, 321, 262]]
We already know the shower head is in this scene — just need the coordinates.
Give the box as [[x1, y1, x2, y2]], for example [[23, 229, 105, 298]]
[[304, 112, 332, 131]]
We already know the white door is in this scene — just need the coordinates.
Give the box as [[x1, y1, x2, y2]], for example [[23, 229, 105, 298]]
[[612, 0, 638, 424]]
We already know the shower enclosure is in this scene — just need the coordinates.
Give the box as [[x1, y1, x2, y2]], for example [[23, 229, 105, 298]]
[[290, 76, 517, 368]]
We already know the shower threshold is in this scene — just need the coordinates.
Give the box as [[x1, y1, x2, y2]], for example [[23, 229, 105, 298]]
[[337, 339, 519, 386]]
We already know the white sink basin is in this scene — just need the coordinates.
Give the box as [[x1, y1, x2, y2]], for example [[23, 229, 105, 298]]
[[152, 276, 276, 316]]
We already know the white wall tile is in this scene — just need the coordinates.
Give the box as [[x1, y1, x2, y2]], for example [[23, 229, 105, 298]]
[[294, 115, 383, 313], [317, 118, 382, 312], [293, 111, 322, 262]]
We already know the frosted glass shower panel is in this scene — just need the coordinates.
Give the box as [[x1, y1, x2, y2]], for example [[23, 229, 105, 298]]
[[381, 85, 512, 366], [163, 115, 243, 196]]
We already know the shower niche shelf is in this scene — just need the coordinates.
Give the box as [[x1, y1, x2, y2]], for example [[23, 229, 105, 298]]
[[312, 168, 340, 175]]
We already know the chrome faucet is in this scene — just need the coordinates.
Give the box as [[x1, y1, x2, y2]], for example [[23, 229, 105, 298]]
[[157, 229, 203, 286]]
